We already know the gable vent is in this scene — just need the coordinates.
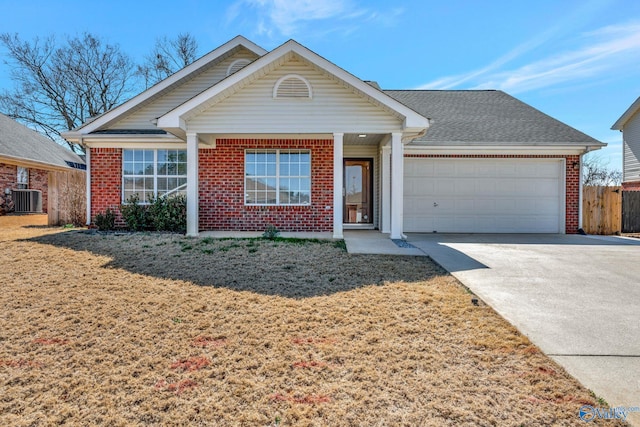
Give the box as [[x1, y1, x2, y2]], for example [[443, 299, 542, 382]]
[[273, 74, 312, 99], [226, 59, 251, 76]]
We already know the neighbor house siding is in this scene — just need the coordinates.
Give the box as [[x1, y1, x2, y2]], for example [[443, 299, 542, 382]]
[[29, 168, 48, 213], [0, 162, 48, 213], [0, 163, 16, 192], [622, 181, 640, 191], [623, 110, 640, 183], [403, 154, 580, 234], [110, 48, 260, 130], [90, 148, 124, 226], [0, 163, 17, 213], [199, 139, 333, 232], [187, 58, 403, 134]]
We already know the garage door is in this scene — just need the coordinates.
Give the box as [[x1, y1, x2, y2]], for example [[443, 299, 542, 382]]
[[404, 158, 564, 233]]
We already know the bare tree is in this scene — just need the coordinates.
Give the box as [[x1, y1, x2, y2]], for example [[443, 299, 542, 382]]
[[0, 33, 136, 152], [137, 33, 199, 89], [582, 155, 622, 186]]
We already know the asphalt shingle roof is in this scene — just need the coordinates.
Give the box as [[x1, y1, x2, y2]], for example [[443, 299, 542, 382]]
[[0, 113, 85, 169], [385, 90, 602, 146]]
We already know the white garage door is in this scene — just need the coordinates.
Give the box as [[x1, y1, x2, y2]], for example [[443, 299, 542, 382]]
[[404, 158, 564, 233]]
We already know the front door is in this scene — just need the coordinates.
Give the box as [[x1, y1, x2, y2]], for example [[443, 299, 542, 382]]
[[344, 159, 373, 224]]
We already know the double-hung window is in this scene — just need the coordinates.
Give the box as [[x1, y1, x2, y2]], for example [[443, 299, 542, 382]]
[[245, 149, 311, 205], [122, 149, 187, 203]]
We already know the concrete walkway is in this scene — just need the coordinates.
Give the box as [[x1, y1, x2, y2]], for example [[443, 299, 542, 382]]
[[343, 230, 425, 256]]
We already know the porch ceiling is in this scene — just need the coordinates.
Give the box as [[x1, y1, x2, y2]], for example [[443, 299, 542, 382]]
[[344, 133, 385, 145]]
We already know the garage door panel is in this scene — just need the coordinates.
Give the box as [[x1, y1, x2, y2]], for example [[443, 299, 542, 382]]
[[404, 158, 563, 233], [434, 160, 457, 176]]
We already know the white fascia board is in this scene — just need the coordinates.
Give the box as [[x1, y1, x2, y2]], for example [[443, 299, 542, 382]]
[[73, 36, 267, 135], [612, 95, 640, 130], [208, 133, 333, 140], [85, 141, 190, 149], [404, 144, 603, 156], [82, 135, 185, 149], [61, 131, 80, 144], [158, 40, 430, 132]]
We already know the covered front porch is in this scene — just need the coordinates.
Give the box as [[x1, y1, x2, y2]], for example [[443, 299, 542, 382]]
[[181, 131, 408, 240]]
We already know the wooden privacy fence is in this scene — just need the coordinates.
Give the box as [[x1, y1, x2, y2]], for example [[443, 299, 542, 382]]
[[48, 169, 86, 226], [582, 186, 621, 235]]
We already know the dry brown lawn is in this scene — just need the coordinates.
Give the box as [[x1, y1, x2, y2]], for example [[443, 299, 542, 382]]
[[0, 218, 628, 426]]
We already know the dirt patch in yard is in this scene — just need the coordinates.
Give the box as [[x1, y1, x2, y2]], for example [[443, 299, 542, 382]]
[[0, 225, 627, 426]]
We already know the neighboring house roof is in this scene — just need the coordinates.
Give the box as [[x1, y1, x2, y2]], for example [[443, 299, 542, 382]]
[[611, 95, 640, 130], [0, 113, 85, 170], [386, 90, 604, 148]]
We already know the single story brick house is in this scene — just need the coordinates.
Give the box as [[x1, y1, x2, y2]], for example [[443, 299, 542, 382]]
[[1, 113, 85, 223], [612, 96, 640, 191], [62, 36, 604, 238]]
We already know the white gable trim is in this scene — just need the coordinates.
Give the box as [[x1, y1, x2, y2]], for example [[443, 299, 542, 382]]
[[612, 95, 640, 130], [157, 40, 429, 135], [63, 36, 267, 142]]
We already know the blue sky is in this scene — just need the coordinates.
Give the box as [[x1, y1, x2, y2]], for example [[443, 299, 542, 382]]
[[1, 0, 639, 171]]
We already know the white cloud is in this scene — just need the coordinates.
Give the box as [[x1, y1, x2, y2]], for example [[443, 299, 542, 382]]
[[419, 20, 640, 94], [226, 0, 399, 38]]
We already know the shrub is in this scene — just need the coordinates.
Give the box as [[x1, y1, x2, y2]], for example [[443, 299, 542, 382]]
[[93, 208, 116, 231], [120, 194, 149, 231], [148, 194, 187, 233], [262, 224, 280, 240]]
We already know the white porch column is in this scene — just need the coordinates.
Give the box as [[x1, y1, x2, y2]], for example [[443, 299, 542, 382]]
[[381, 145, 391, 233], [186, 132, 199, 237], [390, 132, 404, 239], [84, 141, 91, 225], [333, 133, 344, 239]]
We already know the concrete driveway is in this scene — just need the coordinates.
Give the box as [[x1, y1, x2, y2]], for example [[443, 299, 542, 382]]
[[407, 233, 640, 425]]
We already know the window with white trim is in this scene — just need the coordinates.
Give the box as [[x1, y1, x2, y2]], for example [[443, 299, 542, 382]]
[[245, 149, 311, 205], [123, 149, 187, 203], [273, 74, 312, 99], [16, 166, 28, 189]]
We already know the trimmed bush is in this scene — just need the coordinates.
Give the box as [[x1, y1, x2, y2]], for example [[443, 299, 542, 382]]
[[120, 194, 149, 231], [120, 193, 186, 233], [148, 194, 187, 233], [93, 208, 116, 231]]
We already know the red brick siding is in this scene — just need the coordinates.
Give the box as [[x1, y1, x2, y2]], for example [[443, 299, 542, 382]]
[[0, 163, 16, 213], [199, 139, 333, 232], [0, 162, 49, 213], [90, 148, 124, 226], [29, 168, 48, 213], [0, 163, 17, 193], [404, 154, 581, 234], [622, 181, 640, 191]]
